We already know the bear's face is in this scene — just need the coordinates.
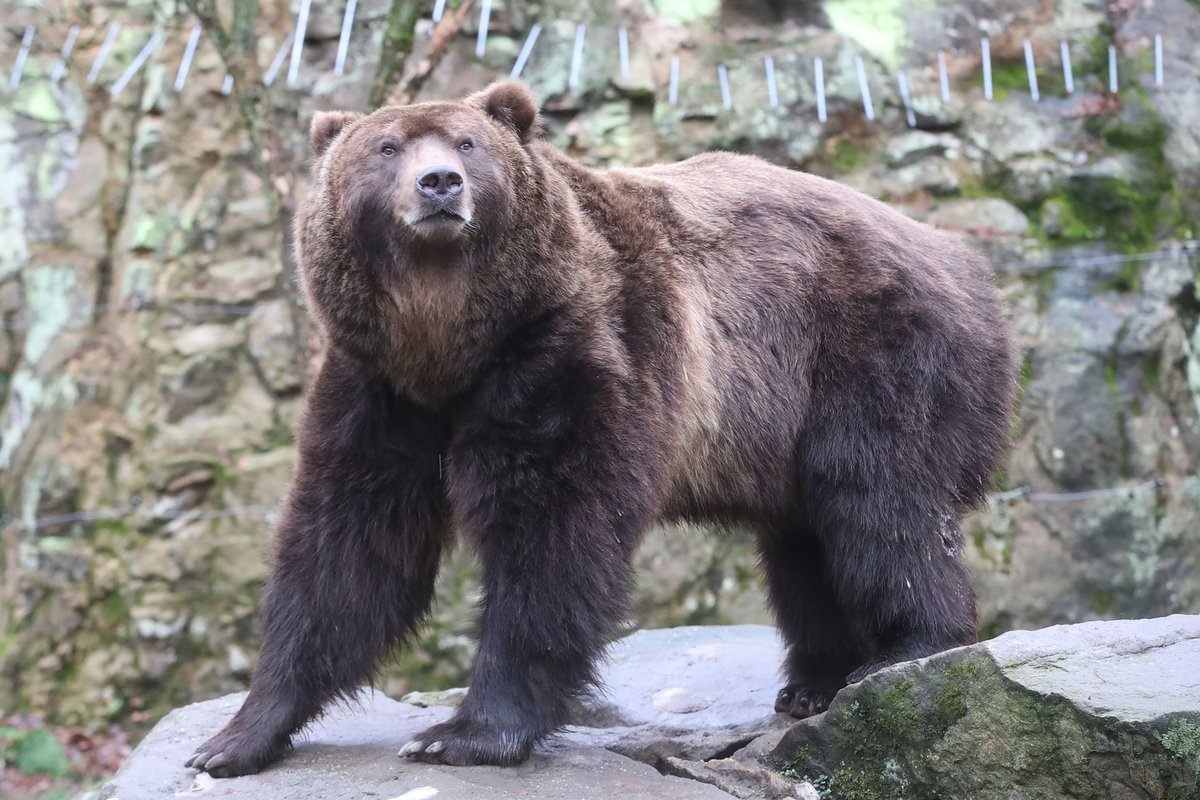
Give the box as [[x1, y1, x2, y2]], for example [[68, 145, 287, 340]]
[[305, 82, 541, 266]]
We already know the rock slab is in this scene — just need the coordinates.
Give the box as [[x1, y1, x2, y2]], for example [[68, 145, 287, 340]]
[[101, 625, 790, 800], [102, 619, 1200, 800], [765, 615, 1200, 800]]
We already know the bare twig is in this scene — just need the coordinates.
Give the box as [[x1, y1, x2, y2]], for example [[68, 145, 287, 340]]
[[179, 0, 305, 389], [181, 0, 284, 220], [386, 0, 475, 107]]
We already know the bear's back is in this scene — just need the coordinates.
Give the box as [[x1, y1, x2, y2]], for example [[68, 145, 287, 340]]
[[552, 151, 1013, 522]]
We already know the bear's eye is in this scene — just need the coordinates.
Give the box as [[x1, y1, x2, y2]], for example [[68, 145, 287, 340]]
[[380, 143, 397, 157], [458, 140, 474, 152]]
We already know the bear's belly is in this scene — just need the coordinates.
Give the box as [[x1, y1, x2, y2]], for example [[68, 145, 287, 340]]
[[656, 361, 801, 523], [652, 283, 804, 523]]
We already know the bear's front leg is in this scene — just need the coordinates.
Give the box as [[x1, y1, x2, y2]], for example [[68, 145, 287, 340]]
[[186, 353, 450, 778], [401, 356, 660, 766]]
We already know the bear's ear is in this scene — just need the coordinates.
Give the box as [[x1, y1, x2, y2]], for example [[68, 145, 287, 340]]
[[309, 111, 364, 157], [467, 81, 541, 144]]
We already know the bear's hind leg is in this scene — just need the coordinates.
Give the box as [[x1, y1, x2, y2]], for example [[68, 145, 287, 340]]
[[814, 490, 978, 685], [758, 528, 865, 719]]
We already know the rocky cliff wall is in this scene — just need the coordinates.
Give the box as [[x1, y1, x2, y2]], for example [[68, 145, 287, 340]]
[[1, 0, 1197, 730]]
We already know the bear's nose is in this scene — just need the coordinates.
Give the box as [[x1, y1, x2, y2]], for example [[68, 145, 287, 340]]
[[416, 165, 464, 200]]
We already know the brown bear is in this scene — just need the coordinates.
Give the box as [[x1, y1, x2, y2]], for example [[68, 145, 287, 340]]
[[186, 81, 1016, 777]]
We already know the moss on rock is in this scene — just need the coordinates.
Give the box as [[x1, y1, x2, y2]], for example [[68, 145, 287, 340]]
[[772, 633, 1199, 800]]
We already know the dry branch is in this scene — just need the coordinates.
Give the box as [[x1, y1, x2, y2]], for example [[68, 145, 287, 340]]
[[386, 0, 475, 107]]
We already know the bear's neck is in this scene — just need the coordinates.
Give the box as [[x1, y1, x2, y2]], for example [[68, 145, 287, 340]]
[[370, 255, 496, 407], [377, 214, 584, 408]]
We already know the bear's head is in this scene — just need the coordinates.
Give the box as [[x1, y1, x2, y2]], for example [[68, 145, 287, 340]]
[[295, 82, 571, 404], [303, 80, 540, 260]]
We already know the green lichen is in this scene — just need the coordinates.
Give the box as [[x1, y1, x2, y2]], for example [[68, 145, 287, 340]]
[[14, 82, 66, 126], [875, 680, 917, 739], [1038, 196, 1099, 244], [651, 0, 719, 24], [829, 765, 892, 800], [22, 267, 77, 363], [930, 659, 979, 734], [1026, 89, 1180, 253], [130, 208, 176, 253], [977, 60, 1034, 102], [1162, 719, 1200, 774], [1098, 259, 1143, 293], [1091, 589, 1116, 615], [0, 371, 78, 470], [826, 138, 867, 174], [978, 612, 1013, 640], [587, 103, 635, 150], [818, 681, 921, 798], [99, 591, 131, 627], [824, 0, 906, 71], [1142, 358, 1162, 393]]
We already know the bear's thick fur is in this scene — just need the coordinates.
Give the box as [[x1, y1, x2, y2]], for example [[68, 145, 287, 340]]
[[186, 81, 1016, 776]]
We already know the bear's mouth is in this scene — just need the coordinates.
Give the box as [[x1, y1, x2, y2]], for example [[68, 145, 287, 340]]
[[406, 207, 471, 244], [415, 209, 467, 225]]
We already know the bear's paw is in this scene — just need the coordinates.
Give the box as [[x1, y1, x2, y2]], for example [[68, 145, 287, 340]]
[[399, 715, 537, 766], [185, 721, 288, 778], [774, 683, 841, 719]]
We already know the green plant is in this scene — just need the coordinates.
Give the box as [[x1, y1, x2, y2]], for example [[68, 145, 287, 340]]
[[0, 726, 70, 778]]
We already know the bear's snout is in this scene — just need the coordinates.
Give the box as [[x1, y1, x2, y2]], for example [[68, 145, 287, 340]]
[[398, 137, 473, 237], [416, 166, 464, 202]]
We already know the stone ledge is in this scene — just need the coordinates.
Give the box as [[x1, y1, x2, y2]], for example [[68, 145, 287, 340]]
[[102, 618, 1200, 800]]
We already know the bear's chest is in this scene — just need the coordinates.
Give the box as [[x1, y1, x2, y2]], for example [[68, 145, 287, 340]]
[[380, 282, 487, 407]]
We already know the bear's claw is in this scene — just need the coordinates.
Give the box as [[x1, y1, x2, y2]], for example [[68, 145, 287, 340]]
[[203, 752, 230, 770], [774, 684, 839, 719], [397, 740, 424, 757]]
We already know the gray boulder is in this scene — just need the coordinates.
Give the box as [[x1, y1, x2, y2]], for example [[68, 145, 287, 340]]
[[99, 691, 738, 800], [102, 620, 1199, 800], [764, 615, 1200, 800], [100, 625, 791, 800]]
